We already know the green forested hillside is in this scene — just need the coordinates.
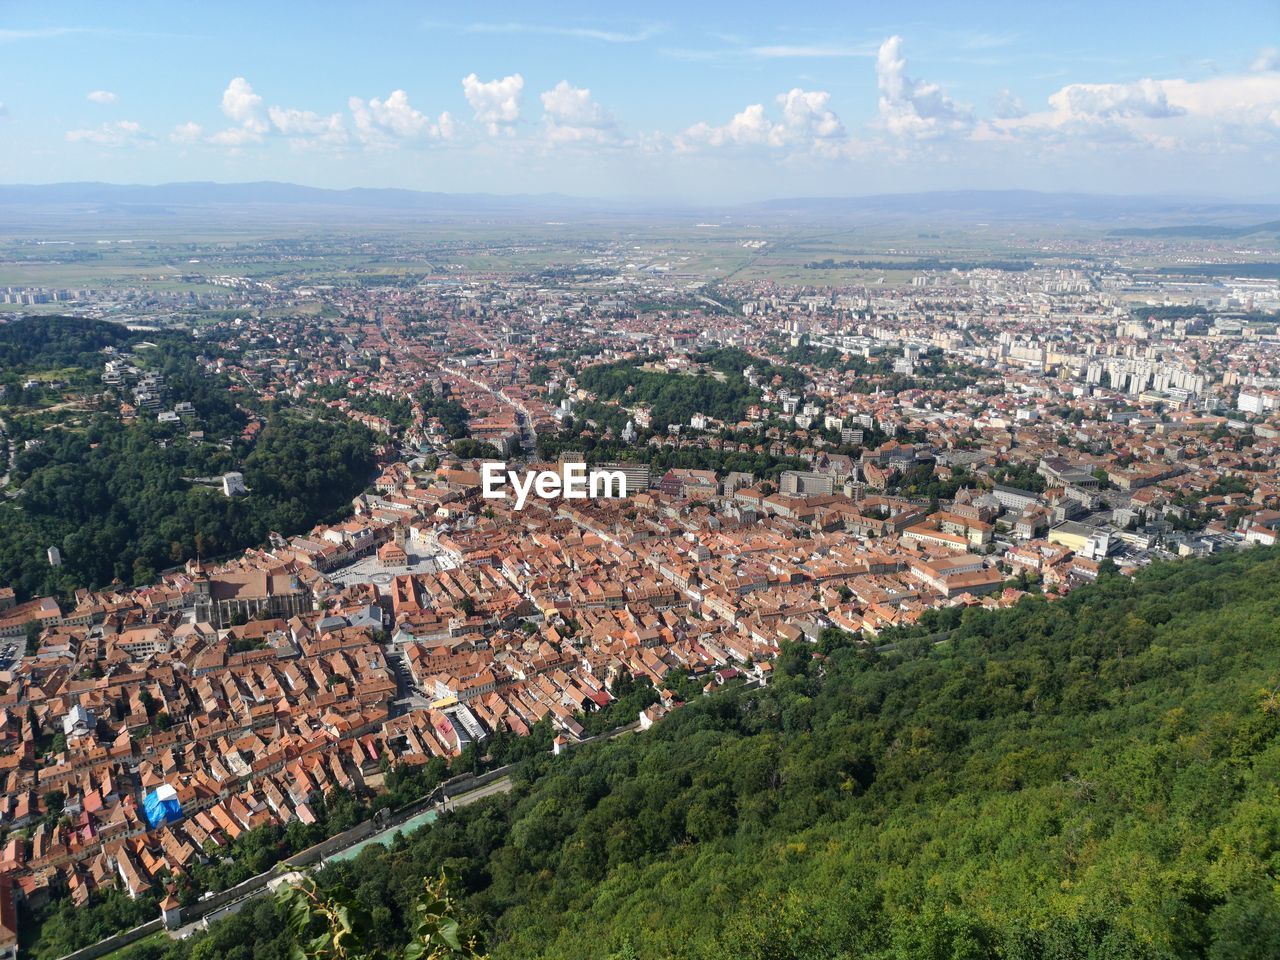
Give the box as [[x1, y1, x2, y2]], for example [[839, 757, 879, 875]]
[[0, 411, 375, 597], [576, 360, 759, 427], [0, 318, 376, 598], [121, 548, 1280, 960], [0, 315, 140, 372]]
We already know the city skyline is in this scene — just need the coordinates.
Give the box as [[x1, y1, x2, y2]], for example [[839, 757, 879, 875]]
[[2, 0, 1279, 201]]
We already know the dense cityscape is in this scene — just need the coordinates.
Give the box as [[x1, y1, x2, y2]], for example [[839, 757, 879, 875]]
[[0, 215, 1278, 957], [4, 2, 1280, 957]]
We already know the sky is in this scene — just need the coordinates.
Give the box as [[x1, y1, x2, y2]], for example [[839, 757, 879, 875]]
[[1, 0, 1279, 202]]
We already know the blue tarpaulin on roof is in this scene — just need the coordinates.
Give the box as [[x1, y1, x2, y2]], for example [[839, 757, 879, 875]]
[[144, 784, 183, 828]]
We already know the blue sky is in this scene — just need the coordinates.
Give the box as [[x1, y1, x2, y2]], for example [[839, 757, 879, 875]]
[[1, 0, 1279, 201]]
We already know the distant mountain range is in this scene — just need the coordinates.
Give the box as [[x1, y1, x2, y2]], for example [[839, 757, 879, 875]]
[[2, 181, 1279, 226], [746, 191, 1280, 225], [0, 180, 584, 212], [1108, 220, 1280, 238]]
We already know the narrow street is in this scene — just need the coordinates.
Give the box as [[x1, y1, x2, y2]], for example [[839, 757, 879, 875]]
[[450, 368, 538, 454]]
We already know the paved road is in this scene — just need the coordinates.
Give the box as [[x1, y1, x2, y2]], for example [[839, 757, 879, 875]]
[[698, 294, 731, 315], [872, 629, 954, 654], [382, 644, 420, 715], [166, 773, 514, 941], [0, 415, 10, 491], [441, 774, 513, 811]]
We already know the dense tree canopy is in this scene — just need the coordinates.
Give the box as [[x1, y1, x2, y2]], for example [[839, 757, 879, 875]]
[[0, 315, 140, 371], [143, 547, 1280, 960], [576, 360, 760, 428], [768, 338, 990, 394], [536, 425, 809, 482], [693, 346, 810, 394], [419, 385, 471, 440], [0, 410, 374, 598], [0, 321, 375, 599]]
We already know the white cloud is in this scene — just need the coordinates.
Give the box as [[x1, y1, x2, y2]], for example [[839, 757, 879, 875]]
[[348, 98, 378, 144], [348, 90, 454, 146], [681, 103, 775, 149], [1252, 47, 1280, 72], [464, 22, 663, 43], [876, 35, 972, 137], [747, 44, 874, 59], [268, 107, 336, 136], [0, 102, 7, 118], [993, 89, 1026, 119], [87, 89, 117, 105], [268, 106, 348, 147], [170, 121, 203, 143], [210, 76, 268, 144], [210, 77, 345, 149], [462, 73, 523, 135], [540, 81, 621, 144], [208, 126, 261, 146], [679, 88, 846, 153], [1162, 74, 1280, 125], [1048, 79, 1184, 120], [992, 72, 1280, 148], [208, 125, 261, 146], [661, 38, 876, 63], [777, 88, 844, 140], [951, 30, 1018, 51], [65, 120, 148, 146], [221, 77, 263, 125], [367, 91, 430, 138], [0, 27, 93, 42]]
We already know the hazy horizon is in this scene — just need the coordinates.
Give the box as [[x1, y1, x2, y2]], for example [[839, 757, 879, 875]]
[[3, 179, 1280, 205]]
